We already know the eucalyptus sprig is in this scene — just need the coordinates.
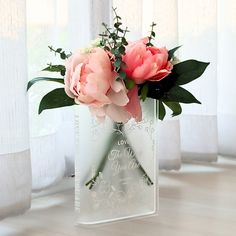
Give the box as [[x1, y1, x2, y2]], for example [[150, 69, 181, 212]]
[[27, 46, 74, 114], [99, 8, 134, 89], [146, 22, 157, 46], [42, 63, 66, 76], [48, 46, 71, 60], [40, 46, 72, 77]]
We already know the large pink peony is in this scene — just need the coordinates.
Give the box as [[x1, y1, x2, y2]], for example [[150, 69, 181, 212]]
[[64, 47, 141, 122], [122, 38, 173, 84]]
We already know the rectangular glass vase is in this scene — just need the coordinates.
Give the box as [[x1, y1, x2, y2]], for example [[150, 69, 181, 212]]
[[75, 99, 158, 225]]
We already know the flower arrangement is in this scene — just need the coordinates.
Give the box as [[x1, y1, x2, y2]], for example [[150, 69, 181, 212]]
[[28, 8, 210, 194], [28, 8, 211, 223], [27, 8, 209, 122]]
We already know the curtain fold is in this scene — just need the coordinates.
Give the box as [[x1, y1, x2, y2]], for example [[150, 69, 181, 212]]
[[0, 0, 31, 219], [153, 0, 181, 170], [27, 0, 70, 190], [178, 0, 218, 162], [217, 0, 236, 157]]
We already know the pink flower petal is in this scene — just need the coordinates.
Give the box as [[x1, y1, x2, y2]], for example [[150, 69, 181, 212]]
[[107, 88, 129, 106], [88, 48, 112, 72], [125, 86, 142, 122], [106, 104, 131, 123], [122, 39, 173, 84], [132, 56, 154, 84], [109, 72, 125, 92]]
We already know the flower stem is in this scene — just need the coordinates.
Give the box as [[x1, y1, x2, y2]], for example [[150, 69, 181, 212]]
[[85, 122, 153, 189], [85, 134, 117, 189], [124, 141, 153, 186]]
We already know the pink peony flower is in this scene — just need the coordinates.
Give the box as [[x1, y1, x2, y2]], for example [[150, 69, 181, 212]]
[[122, 38, 173, 84], [65, 47, 140, 123]]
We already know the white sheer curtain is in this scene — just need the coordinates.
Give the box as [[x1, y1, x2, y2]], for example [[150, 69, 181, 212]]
[[178, 0, 218, 161], [27, 0, 70, 191], [218, 0, 236, 157], [27, 0, 112, 191], [1, 0, 236, 220], [0, 0, 31, 219]]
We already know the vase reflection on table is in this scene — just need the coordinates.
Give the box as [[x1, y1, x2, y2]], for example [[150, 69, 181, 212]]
[[75, 99, 158, 225]]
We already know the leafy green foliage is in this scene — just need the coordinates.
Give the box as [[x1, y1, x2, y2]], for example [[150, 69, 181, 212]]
[[48, 46, 71, 60], [174, 60, 210, 85], [145, 74, 176, 100], [158, 101, 182, 120], [163, 101, 182, 117], [124, 78, 135, 89], [168, 46, 181, 60], [146, 22, 157, 46], [164, 86, 201, 104], [122, 37, 128, 45], [26, 9, 209, 122], [99, 8, 131, 87], [27, 77, 64, 91], [27, 46, 74, 116], [140, 84, 149, 101], [143, 59, 209, 120], [118, 70, 126, 79], [159, 101, 166, 120], [42, 64, 66, 76], [38, 88, 75, 114]]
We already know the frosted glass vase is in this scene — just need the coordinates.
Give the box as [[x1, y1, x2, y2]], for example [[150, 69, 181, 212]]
[[75, 99, 158, 225]]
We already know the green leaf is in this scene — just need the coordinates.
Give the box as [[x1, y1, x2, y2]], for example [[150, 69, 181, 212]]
[[122, 37, 128, 46], [168, 46, 181, 60], [111, 33, 119, 40], [119, 70, 126, 79], [27, 77, 64, 91], [114, 59, 122, 68], [124, 78, 135, 90], [118, 28, 124, 33], [111, 48, 120, 55], [174, 60, 210, 85], [163, 101, 182, 117], [39, 88, 75, 114], [110, 48, 116, 54], [159, 101, 166, 120], [56, 48, 62, 53], [42, 64, 65, 73], [118, 45, 125, 54], [151, 31, 155, 37], [60, 52, 67, 59], [165, 86, 201, 104], [61, 71, 66, 76], [121, 61, 127, 69], [104, 46, 110, 51], [114, 22, 122, 28], [140, 84, 149, 101]]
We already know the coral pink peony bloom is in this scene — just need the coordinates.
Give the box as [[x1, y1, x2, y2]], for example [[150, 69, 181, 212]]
[[65, 47, 138, 123], [122, 38, 173, 84]]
